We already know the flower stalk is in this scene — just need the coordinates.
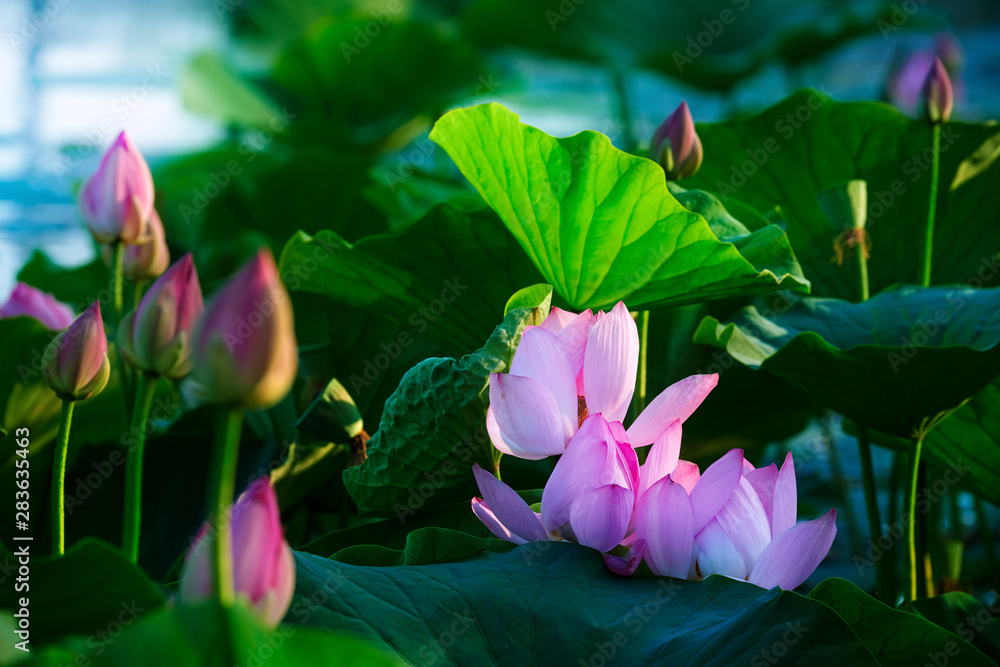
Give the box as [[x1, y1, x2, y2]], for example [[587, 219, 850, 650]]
[[122, 371, 159, 563], [51, 399, 75, 556], [207, 408, 243, 605]]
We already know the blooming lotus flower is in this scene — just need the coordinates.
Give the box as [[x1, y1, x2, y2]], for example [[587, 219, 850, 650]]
[[0, 283, 74, 330], [42, 302, 111, 401], [650, 101, 703, 181], [190, 249, 297, 409], [101, 208, 169, 280], [117, 253, 203, 379], [179, 478, 295, 629], [475, 414, 638, 549], [921, 57, 954, 124], [80, 131, 155, 244], [636, 449, 837, 589]]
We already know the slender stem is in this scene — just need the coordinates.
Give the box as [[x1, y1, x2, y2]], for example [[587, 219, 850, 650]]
[[207, 408, 243, 606], [133, 279, 146, 312], [857, 242, 870, 301], [122, 372, 159, 563], [922, 124, 941, 287], [113, 241, 125, 323], [856, 425, 891, 600], [637, 310, 649, 414], [907, 434, 925, 600], [51, 399, 75, 556]]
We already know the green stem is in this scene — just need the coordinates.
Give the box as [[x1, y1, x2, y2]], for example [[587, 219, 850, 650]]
[[856, 426, 891, 600], [207, 408, 243, 606], [922, 124, 941, 287], [907, 434, 925, 600], [637, 310, 649, 414], [857, 242, 870, 301], [133, 279, 146, 312], [51, 399, 75, 556], [122, 372, 159, 563], [113, 241, 125, 323]]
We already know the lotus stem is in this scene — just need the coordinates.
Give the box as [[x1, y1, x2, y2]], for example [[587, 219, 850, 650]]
[[207, 407, 243, 606], [122, 372, 159, 563], [51, 398, 75, 556], [907, 434, 925, 600], [921, 123, 941, 287]]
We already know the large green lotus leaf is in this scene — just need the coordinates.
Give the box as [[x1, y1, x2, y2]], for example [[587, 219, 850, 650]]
[[272, 18, 480, 148], [809, 578, 991, 664], [694, 285, 1000, 437], [291, 531, 885, 664], [906, 592, 1000, 662], [22, 599, 402, 666], [341, 285, 551, 516], [279, 203, 545, 353], [179, 52, 279, 128], [685, 90, 1000, 300], [0, 539, 164, 646], [429, 103, 809, 311]]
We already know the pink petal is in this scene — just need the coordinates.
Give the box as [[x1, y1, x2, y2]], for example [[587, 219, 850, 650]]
[[746, 464, 778, 532], [638, 420, 681, 498], [558, 309, 595, 381], [627, 374, 718, 447], [582, 302, 638, 423], [714, 477, 772, 572], [689, 448, 743, 531], [569, 484, 634, 553], [671, 460, 701, 494], [637, 476, 695, 578], [540, 307, 577, 333], [695, 518, 747, 580], [541, 428, 610, 535], [488, 373, 571, 459], [603, 538, 646, 576], [472, 464, 548, 543], [472, 498, 524, 544], [772, 452, 797, 539], [749, 510, 838, 590], [510, 326, 578, 429]]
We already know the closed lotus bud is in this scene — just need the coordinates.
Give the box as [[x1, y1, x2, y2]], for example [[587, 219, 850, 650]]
[[102, 208, 169, 280], [179, 478, 295, 629], [42, 302, 111, 401], [117, 253, 204, 379], [650, 101, 703, 181], [80, 131, 154, 244], [921, 57, 953, 124], [190, 249, 297, 409], [0, 283, 75, 330]]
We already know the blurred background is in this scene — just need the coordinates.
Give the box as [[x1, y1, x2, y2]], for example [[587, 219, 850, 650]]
[[2, 0, 1000, 593]]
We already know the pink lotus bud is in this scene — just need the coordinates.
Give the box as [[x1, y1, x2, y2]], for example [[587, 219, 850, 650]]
[[190, 249, 297, 408], [101, 208, 169, 280], [179, 478, 295, 629], [921, 57, 954, 124], [650, 101, 703, 181], [117, 254, 204, 379], [79, 131, 154, 244], [42, 302, 111, 401], [0, 283, 75, 330]]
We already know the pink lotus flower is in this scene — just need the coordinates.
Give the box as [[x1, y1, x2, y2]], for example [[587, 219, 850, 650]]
[[0, 283, 75, 330], [473, 414, 638, 550], [190, 249, 297, 408], [488, 301, 717, 459], [179, 478, 295, 629], [650, 101, 703, 181], [117, 253, 204, 379], [101, 208, 169, 280], [80, 131, 154, 244], [887, 38, 963, 118], [921, 57, 954, 124], [636, 449, 837, 589], [42, 302, 111, 401]]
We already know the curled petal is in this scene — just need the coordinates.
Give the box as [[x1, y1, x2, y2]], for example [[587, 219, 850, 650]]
[[541, 428, 610, 535], [689, 448, 743, 532], [472, 464, 548, 544], [671, 460, 701, 494], [746, 464, 778, 532], [510, 327, 578, 430], [627, 374, 718, 448], [582, 302, 637, 423], [569, 484, 634, 553], [714, 477, 771, 572], [488, 373, 570, 459], [604, 538, 646, 576], [637, 476, 694, 578], [772, 452, 797, 539], [638, 420, 681, 498], [695, 518, 747, 580], [749, 510, 838, 590]]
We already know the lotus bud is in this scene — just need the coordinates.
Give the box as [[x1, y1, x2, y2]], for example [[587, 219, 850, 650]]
[[42, 302, 111, 401], [0, 283, 75, 330], [650, 101, 703, 181], [117, 253, 204, 379], [79, 131, 154, 244], [179, 478, 295, 629], [190, 249, 297, 409], [102, 208, 169, 280], [921, 57, 953, 124]]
